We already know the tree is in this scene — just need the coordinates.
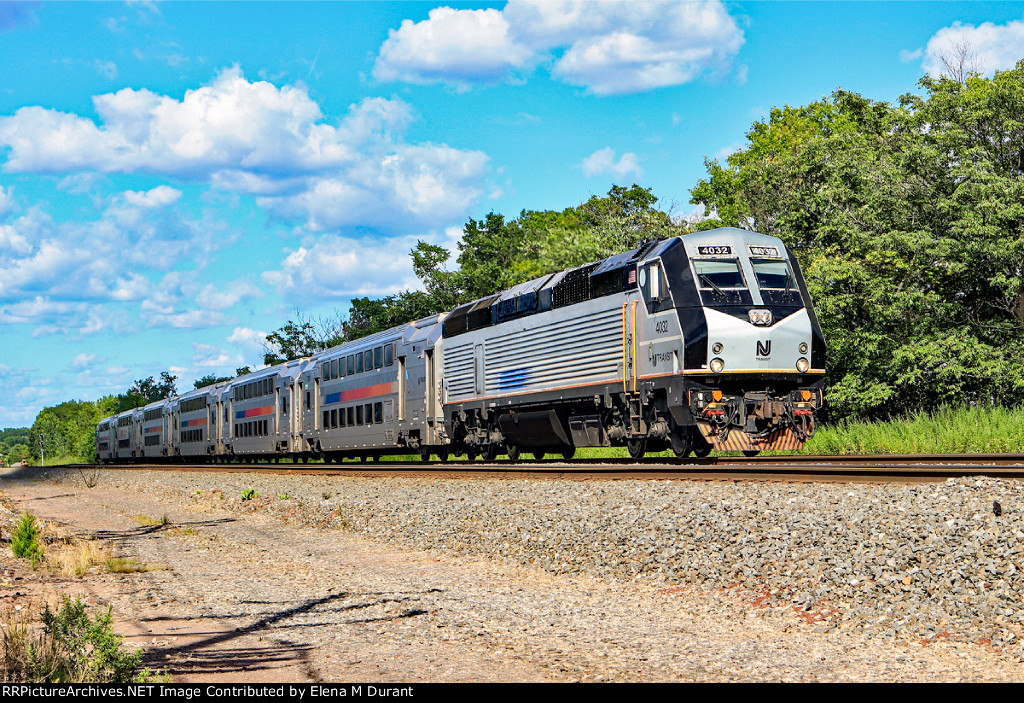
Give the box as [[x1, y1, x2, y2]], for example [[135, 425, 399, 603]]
[[115, 372, 178, 412], [689, 62, 1024, 419], [262, 312, 345, 365], [194, 374, 233, 389], [937, 38, 981, 86], [30, 400, 104, 463]]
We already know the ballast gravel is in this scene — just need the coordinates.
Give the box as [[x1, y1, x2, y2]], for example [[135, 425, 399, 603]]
[[128, 472, 1024, 650], [14, 467, 1024, 680]]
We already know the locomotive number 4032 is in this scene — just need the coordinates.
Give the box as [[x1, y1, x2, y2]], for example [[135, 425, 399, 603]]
[[696, 245, 732, 255]]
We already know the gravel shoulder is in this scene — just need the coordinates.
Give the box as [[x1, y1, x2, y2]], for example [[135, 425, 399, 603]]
[[1, 465, 1023, 682]]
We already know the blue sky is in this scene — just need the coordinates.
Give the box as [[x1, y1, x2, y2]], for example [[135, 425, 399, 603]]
[[1, 1, 1023, 427]]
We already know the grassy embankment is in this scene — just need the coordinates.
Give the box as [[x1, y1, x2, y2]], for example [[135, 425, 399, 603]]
[[797, 405, 1024, 456]]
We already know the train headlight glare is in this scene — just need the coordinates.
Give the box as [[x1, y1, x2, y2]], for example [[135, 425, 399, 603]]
[[748, 309, 772, 326], [796, 357, 809, 373], [799, 342, 808, 354], [710, 358, 725, 373], [712, 342, 723, 354]]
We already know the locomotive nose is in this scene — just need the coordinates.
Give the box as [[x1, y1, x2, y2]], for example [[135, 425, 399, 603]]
[[704, 307, 813, 373]]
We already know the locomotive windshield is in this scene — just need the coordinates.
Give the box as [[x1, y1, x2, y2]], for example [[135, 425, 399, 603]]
[[692, 258, 749, 305], [751, 259, 797, 289], [692, 259, 745, 289], [751, 258, 802, 304]]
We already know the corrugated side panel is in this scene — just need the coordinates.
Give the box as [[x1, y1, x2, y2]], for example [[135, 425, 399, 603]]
[[444, 302, 623, 403], [443, 343, 475, 401]]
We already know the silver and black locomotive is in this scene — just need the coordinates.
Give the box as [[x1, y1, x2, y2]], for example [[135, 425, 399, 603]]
[[97, 227, 824, 463]]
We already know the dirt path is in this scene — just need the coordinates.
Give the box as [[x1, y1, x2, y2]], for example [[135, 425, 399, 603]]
[[3, 468, 1024, 682]]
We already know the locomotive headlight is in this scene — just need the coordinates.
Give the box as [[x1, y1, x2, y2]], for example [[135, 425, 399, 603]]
[[710, 357, 725, 373], [799, 342, 808, 354], [712, 342, 723, 354], [748, 309, 772, 326], [796, 357, 809, 372]]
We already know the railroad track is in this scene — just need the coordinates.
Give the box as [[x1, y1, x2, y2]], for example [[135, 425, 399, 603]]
[[44, 453, 1024, 482]]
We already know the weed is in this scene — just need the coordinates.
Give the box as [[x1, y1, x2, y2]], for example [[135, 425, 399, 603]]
[[132, 514, 170, 527], [276, 492, 290, 500], [240, 488, 259, 501], [11, 513, 44, 566], [1, 596, 161, 682], [105, 558, 149, 574], [49, 541, 108, 578]]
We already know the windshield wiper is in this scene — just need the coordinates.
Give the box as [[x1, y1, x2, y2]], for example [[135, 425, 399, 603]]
[[782, 268, 795, 302], [700, 274, 727, 298]]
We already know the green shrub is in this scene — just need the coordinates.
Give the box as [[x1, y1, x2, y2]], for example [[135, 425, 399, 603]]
[[11, 513, 44, 566], [240, 488, 258, 501], [1, 596, 159, 682]]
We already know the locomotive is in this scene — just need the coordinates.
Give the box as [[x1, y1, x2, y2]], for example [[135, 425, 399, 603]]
[[96, 227, 825, 463]]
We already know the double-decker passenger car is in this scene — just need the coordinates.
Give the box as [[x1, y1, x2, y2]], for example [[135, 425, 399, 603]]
[[304, 317, 446, 461]]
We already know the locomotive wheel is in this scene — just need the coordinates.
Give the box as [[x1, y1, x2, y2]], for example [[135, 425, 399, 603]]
[[482, 444, 499, 462], [466, 449, 478, 461], [506, 445, 521, 462], [437, 448, 450, 463], [419, 448, 431, 462], [532, 451, 545, 461], [693, 440, 713, 458], [627, 439, 646, 460], [670, 431, 693, 458], [561, 447, 576, 460]]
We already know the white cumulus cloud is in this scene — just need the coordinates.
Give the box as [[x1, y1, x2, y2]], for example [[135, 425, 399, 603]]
[[580, 147, 642, 179], [263, 234, 425, 302], [374, 7, 535, 87], [922, 19, 1024, 77], [373, 0, 744, 95], [0, 68, 488, 232], [191, 343, 242, 368], [227, 326, 269, 360]]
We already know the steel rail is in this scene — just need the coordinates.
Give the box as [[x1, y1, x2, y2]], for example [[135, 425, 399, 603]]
[[43, 453, 1024, 483]]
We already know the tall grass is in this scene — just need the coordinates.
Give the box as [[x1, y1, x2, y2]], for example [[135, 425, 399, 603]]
[[801, 405, 1024, 455]]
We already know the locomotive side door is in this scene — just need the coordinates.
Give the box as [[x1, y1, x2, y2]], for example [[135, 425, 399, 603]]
[[622, 300, 639, 394], [424, 348, 436, 445]]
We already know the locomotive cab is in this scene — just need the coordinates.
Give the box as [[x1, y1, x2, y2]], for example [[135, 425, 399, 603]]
[[670, 229, 825, 453]]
